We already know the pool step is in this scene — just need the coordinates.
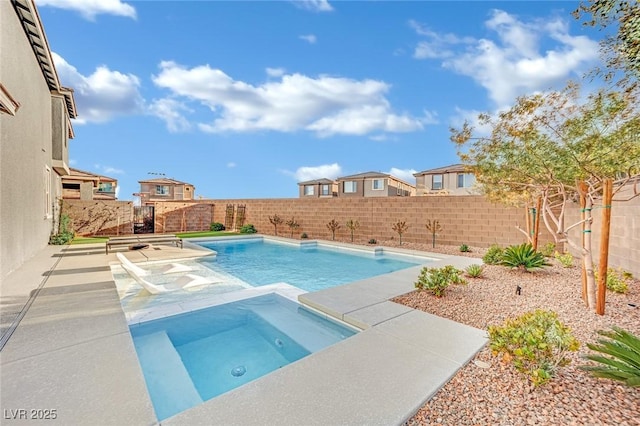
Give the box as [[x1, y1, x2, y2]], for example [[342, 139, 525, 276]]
[[251, 304, 351, 353], [133, 331, 202, 420]]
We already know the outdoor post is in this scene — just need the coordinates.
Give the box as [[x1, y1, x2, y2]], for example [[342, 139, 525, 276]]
[[596, 178, 613, 316], [533, 196, 541, 250], [579, 180, 588, 306]]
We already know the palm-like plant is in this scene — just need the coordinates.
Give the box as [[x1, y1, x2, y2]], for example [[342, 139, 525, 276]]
[[500, 243, 549, 272], [326, 219, 340, 241], [580, 327, 640, 387]]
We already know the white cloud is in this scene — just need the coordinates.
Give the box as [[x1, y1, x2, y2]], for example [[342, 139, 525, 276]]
[[93, 164, 124, 175], [287, 163, 342, 182], [412, 11, 599, 106], [39, 0, 136, 20], [152, 61, 427, 136], [266, 67, 286, 77], [52, 53, 144, 124], [450, 107, 499, 137], [292, 0, 333, 13], [387, 167, 417, 183], [299, 34, 317, 44], [148, 98, 192, 132]]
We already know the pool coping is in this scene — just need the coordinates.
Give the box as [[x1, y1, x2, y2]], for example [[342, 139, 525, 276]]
[[0, 237, 488, 426]]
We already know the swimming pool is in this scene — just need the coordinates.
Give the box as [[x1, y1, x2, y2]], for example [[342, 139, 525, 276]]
[[197, 238, 427, 292], [130, 293, 357, 421]]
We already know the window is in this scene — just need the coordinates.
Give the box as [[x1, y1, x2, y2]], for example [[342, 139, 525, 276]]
[[63, 183, 80, 190], [44, 166, 51, 218], [372, 179, 384, 190], [432, 174, 443, 190], [321, 184, 331, 196], [457, 173, 475, 188], [343, 181, 357, 193], [304, 185, 315, 196], [397, 183, 403, 196], [98, 182, 113, 192], [0, 83, 20, 116], [156, 185, 170, 195]]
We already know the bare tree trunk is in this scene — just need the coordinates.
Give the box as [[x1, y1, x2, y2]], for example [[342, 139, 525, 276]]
[[579, 181, 588, 306], [533, 196, 541, 250], [596, 178, 613, 315], [583, 196, 597, 310]]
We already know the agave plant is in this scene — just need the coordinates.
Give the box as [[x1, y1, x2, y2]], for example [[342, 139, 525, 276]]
[[580, 327, 640, 387], [500, 243, 549, 272]]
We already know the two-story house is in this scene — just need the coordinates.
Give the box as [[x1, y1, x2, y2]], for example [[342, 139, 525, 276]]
[[1, 0, 77, 280], [62, 168, 118, 200], [298, 178, 338, 198], [336, 172, 415, 197], [138, 177, 195, 205], [413, 164, 476, 196]]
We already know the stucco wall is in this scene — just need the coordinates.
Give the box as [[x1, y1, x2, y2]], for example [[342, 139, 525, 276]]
[[0, 3, 57, 280]]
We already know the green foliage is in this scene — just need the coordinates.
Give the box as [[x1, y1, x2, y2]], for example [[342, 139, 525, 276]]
[[500, 243, 549, 272], [465, 264, 484, 278], [285, 217, 300, 238], [540, 242, 556, 257], [459, 244, 471, 253], [345, 219, 360, 243], [300, 232, 308, 239], [554, 251, 574, 268], [368, 238, 377, 244], [414, 265, 467, 297], [49, 213, 74, 245], [210, 222, 225, 231], [391, 220, 409, 245], [595, 268, 630, 294], [580, 327, 640, 387], [488, 310, 579, 386], [326, 219, 341, 241], [482, 244, 504, 265], [239, 224, 257, 234], [269, 215, 283, 236]]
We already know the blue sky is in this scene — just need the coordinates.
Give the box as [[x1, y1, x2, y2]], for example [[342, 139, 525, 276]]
[[37, 0, 604, 200]]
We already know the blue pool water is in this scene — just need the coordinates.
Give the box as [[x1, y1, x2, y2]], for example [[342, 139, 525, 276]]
[[130, 293, 356, 421], [197, 239, 423, 292]]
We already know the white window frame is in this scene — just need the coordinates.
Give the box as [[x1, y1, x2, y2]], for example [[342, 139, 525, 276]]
[[304, 185, 315, 196], [0, 83, 20, 116], [432, 174, 443, 190], [44, 166, 52, 218], [372, 179, 384, 191], [343, 181, 357, 193], [156, 185, 170, 195], [320, 184, 330, 196]]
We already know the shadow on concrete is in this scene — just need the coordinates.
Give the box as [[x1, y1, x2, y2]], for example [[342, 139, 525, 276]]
[[43, 266, 110, 276]]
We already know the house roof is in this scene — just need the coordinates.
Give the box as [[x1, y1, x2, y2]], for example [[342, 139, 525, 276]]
[[138, 177, 194, 186], [413, 163, 468, 176], [12, 0, 77, 126], [297, 178, 336, 185], [65, 168, 117, 183], [337, 171, 415, 188]]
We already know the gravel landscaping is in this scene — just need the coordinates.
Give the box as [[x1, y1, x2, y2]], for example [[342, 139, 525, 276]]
[[368, 241, 640, 426]]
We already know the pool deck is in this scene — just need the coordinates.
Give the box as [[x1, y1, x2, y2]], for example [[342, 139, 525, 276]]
[[1, 237, 487, 425]]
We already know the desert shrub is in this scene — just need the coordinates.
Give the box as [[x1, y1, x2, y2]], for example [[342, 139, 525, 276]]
[[300, 232, 308, 239], [501, 243, 549, 272], [540, 242, 556, 257], [595, 268, 630, 294], [286, 217, 300, 238], [465, 264, 484, 278], [346, 219, 360, 243], [414, 265, 466, 297], [554, 251, 574, 268], [269, 215, 283, 236], [482, 244, 504, 265], [239, 224, 257, 234], [459, 244, 471, 253], [50, 213, 74, 245], [210, 222, 225, 231], [580, 327, 640, 387], [368, 238, 377, 244], [391, 220, 409, 245], [488, 310, 579, 386]]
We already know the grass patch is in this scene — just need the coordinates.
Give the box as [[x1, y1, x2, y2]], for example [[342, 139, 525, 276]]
[[176, 230, 241, 238], [70, 236, 109, 245]]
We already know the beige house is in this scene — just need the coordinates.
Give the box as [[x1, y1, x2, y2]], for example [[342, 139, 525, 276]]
[[138, 178, 195, 204], [1, 0, 77, 280], [336, 172, 415, 198], [414, 164, 476, 196], [62, 168, 118, 200], [298, 178, 338, 198]]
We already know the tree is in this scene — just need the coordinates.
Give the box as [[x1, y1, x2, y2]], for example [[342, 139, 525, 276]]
[[285, 217, 300, 238], [451, 82, 640, 314], [345, 219, 360, 243], [326, 219, 340, 241], [425, 219, 443, 248], [392, 220, 409, 245], [269, 214, 283, 236]]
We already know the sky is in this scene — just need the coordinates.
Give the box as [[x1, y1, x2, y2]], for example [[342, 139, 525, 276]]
[[36, 0, 606, 200]]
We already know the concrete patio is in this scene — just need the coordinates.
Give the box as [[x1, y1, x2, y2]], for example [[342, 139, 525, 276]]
[[1, 238, 487, 425]]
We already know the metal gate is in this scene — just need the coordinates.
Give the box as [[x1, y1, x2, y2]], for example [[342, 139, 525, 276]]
[[134, 206, 154, 234]]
